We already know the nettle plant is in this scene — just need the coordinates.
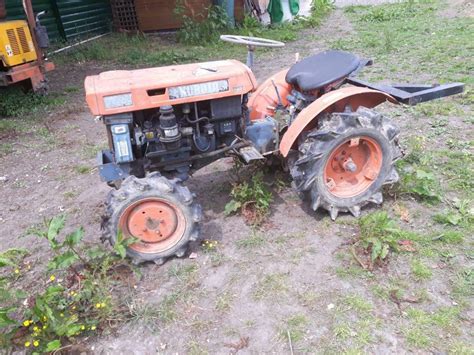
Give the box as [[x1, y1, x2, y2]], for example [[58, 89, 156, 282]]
[[0, 215, 133, 353], [225, 172, 273, 225]]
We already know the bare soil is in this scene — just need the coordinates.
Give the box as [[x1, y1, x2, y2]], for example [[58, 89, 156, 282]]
[[1, 2, 472, 354]]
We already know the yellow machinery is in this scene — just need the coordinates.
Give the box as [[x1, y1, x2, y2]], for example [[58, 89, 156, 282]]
[[0, 0, 54, 92], [0, 19, 38, 67]]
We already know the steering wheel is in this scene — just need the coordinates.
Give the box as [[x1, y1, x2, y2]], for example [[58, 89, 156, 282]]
[[220, 35, 285, 68]]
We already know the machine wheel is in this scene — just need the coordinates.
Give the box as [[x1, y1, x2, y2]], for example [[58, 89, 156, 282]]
[[289, 107, 402, 220], [101, 172, 202, 264]]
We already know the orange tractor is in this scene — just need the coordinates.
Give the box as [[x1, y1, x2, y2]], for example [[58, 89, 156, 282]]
[[84, 35, 463, 264]]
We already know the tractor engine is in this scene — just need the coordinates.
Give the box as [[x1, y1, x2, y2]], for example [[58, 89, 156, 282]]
[[85, 60, 258, 184], [112, 96, 243, 177]]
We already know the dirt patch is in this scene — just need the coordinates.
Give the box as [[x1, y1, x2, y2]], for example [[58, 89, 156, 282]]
[[439, 0, 474, 18]]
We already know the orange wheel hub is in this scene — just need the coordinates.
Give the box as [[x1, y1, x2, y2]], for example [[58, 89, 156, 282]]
[[323, 136, 382, 198], [119, 198, 186, 254]]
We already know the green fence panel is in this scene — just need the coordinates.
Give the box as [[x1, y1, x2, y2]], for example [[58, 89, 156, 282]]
[[55, 0, 111, 40], [4, 0, 111, 41], [5, 0, 61, 41]]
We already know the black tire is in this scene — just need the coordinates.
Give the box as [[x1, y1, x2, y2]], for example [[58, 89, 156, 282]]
[[289, 107, 402, 220], [101, 172, 202, 264]]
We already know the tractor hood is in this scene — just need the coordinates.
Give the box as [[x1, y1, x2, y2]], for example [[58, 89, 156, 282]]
[[85, 60, 258, 116]]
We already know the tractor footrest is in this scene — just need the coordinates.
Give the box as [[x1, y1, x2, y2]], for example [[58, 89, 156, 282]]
[[239, 146, 264, 163]]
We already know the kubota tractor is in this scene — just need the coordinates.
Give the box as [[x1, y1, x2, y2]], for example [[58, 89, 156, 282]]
[[84, 35, 463, 264]]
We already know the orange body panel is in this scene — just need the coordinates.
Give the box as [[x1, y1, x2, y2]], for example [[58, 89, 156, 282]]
[[279, 86, 396, 157], [85, 60, 258, 116], [247, 68, 291, 120]]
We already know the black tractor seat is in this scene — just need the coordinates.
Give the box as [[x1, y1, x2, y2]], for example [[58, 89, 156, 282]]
[[285, 50, 360, 92]]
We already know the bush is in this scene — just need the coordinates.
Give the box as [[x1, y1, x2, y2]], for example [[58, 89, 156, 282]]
[[176, 2, 229, 45], [225, 172, 273, 225], [0, 215, 134, 352]]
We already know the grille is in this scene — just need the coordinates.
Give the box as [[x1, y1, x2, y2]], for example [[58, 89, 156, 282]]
[[6, 29, 20, 55], [16, 27, 30, 53]]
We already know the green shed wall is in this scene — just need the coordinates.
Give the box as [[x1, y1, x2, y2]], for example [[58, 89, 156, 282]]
[[4, 0, 111, 41]]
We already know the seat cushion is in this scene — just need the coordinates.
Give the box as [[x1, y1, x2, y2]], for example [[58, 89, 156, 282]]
[[285, 50, 360, 91]]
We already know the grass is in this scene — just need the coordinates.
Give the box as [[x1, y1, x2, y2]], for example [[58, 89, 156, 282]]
[[215, 292, 233, 312], [279, 314, 309, 343], [73, 165, 92, 174], [335, 1, 473, 85], [0, 87, 65, 118], [411, 260, 433, 280], [404, 306, 463, 349], [253, 273, 288, 300], [167, 263, 198, 284], [340, 294, 372, 315], [235, 230, 266, 249]]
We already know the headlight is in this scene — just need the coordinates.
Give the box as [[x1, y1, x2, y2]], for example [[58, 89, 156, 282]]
[[103, 93, 133, 109], [169, 80, 229, 99]]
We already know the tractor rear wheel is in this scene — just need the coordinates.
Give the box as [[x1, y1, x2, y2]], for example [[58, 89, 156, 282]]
[[289, 107, 402, 220], [101, 172, 202, 264]]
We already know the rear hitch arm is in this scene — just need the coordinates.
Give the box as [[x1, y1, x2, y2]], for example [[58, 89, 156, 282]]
[[346, 77, 465, 105]]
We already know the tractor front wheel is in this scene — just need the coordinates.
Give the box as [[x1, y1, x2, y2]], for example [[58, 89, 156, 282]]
[[289, 107, 402, 220], [101, 172, 202, 264]]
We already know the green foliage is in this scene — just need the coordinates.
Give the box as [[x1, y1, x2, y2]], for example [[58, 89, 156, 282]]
[[0, 87, 65, 118], [357, 211, 401, 264], [176, 2, 229, 45], [332, 0, 472, 87], [395, 138, 442, 203], [224, 172, 272, 224], [399, 169, 442, 203], [433, 199, 473, 230], [411, 259, 432, 280], [306, 0, 334, 27], [1, 215, 133, 351]]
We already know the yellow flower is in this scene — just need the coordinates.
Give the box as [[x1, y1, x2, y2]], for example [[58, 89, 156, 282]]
[[33, 326, 39, 331], [14, 269, 20, 274], [60, 313, 64, 317], [49, 275, 56, 281], [91, 325, 96, 330], [22, 320, 31, 327], [42, 316, 47, 321], [100, 302, 106, 308], [24, 341, 31, 347], [43, 325, 47, 329], [81, 325, 85, 330], [95, 303, 101, 309], [33, 340, 39, 347], [72, 305, 76, 310]]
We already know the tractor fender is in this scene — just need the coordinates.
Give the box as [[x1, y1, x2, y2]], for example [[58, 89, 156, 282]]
[[248, 68, 291, 120], [279, 86, 397, 157]]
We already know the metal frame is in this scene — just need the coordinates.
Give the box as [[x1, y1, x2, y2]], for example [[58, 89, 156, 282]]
[[346, 77, 465, 106]]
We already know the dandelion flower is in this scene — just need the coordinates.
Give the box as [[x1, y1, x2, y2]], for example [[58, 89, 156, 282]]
[[33, 340, 39, 347], [100, 302, 106, 308], [33, 326, 39, 331], [91, 325, 96, 330], [49, 275, 56, 281], [22, 320, 31, 327], [95, 303, 101, 308], [14, 269, 20, 274], [24, 341, 31, 347]]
